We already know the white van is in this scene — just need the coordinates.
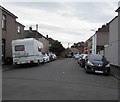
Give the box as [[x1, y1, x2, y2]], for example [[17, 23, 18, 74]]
[[12, 38, 44, 65]]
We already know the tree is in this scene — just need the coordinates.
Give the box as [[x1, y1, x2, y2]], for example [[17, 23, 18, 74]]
[[49, 40, 65, 56]]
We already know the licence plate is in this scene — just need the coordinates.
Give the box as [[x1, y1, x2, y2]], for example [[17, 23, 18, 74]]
[[95, 70, 103, 73]]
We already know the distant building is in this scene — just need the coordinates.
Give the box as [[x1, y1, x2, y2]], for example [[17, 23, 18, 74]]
[[84, 24, 109, 55], [61, 47, 80, 57], [1, 6, 25, 63], [84, 37, 92, 54], [24, 27, 49, 53], [96, 24, 109, 55], [71, 42, 84, 53]]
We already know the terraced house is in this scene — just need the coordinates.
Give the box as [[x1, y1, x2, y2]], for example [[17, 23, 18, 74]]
[[1, 6, 25, 64], [1, 6, 51, 64], [84, 24, 109, 55], [116, 5, 120, 67]]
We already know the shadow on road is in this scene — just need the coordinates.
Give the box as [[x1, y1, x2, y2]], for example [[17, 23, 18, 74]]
[[14, 63, 41, 69]]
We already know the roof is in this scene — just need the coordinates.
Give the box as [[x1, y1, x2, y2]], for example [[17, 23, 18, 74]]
[[16, 21, 25, 27], [47, 38, 55, 44], [1, 6, 18, 19], [24, 30, 48, 40], [108, 16, 118, 24], [116, 7, 120, 12]]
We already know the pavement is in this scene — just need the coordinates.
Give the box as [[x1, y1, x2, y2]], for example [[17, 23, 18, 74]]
[[110, 65, 120, 80], [2, 63, 120, 80], [2, 64, 15, 72]]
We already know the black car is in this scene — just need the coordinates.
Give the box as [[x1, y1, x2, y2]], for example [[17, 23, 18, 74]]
[[84, 54, 110, 75]]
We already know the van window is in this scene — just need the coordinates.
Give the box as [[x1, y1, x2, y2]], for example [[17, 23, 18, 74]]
[[15, 45, 25, 51]]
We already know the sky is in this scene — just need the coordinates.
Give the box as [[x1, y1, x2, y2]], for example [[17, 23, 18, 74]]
[[1, 1, 119, 48]]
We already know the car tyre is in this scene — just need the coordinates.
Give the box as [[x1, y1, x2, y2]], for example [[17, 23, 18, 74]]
[[81, 63, 85, 68], [105, 72, 110, 76]]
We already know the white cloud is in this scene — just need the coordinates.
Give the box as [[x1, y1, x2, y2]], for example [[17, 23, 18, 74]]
[[1, 2, 118, 48]]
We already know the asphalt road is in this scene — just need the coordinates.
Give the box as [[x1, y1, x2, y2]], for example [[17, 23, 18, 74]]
[[2, 58, 118, 100]]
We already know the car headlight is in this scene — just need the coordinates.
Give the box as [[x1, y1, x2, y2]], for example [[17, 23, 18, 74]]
[[105, 63, 110, 67], [88, 60, 94, 66]]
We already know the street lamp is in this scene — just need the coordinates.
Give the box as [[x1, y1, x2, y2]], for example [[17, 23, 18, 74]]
[[91, 29, 96, 54]]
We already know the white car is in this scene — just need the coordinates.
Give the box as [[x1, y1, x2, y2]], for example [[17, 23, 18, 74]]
[[78, 54, 88, 68], [51, 54, 57, 61], [74, 53, 81, 60], [43, 54, 50, 63]]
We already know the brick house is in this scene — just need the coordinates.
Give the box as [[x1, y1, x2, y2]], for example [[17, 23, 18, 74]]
[[116, 7, 120, 67], [1, 6, 25, 63], [0, 6, 2, 62], [84, 24, 109, 55], [84, 37, 92, 54], [105, 7, 120, 67], [71, 42, 85, 53]]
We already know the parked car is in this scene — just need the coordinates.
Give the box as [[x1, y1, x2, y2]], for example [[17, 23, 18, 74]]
[[51, 53, 57, 60], [49, 53, 57, 61], [84, 54, 110, 75], [42, 53, 50, 63], [74, 53, 81, 60], [78, 54, 88, 68], [65, 54, 72, 58]]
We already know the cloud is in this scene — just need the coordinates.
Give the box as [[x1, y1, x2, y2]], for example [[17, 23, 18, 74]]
[[59, 2, 118, 23], [1, 2, 118, 48]]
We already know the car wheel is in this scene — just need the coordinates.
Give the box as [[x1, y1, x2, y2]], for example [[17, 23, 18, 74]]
[[38, 60, 40, 65], [81, 63, 85, 68], [105, 72, 110, 76], [85, 68, 88, 73]]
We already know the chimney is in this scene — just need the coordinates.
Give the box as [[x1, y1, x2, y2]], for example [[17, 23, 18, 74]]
[[29, 26, 33, 33], [29, 26, 32, 31], [36, 24, 38, 31], [46, 35, 48, 38]]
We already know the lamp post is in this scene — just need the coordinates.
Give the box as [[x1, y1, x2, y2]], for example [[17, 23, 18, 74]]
[[91, 29, 96, 54], [36, 24, 38, 40]]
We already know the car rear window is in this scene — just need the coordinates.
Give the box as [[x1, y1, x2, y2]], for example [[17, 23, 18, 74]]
[[15, 45, 25, 51]]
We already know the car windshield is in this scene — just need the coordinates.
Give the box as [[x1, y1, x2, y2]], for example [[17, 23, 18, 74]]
[[89, 54, 107, 62]]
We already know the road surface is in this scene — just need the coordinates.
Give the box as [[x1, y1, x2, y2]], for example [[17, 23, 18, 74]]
[[2, 58, 118, 100]]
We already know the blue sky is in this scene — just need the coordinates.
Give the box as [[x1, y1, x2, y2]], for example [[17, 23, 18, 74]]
[[1, 1, 119, 48]]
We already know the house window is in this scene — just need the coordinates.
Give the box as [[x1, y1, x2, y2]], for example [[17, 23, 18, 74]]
[[18, 26, 21, 33], [2, 15, 6, 30]]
